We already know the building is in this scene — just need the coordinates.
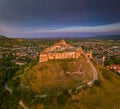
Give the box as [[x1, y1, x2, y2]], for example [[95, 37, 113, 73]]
[[107, 64, 120, 73], [39, 40, 83, 62], [11, 60, 27, 66], [84, 52, 93, 59]]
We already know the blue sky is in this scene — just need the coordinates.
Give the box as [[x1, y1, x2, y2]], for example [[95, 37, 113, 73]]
[[0, 0, 120, 38]]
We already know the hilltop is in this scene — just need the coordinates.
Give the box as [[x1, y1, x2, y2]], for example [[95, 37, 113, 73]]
[[1, 39, 119, 109], [5, 57, 120, 109], [20, 55, 93, 94], [3, 39, 119, 109], [18, 40, 93, 96]]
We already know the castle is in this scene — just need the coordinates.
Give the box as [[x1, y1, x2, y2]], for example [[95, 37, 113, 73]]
[[39, 40, 92, 62]]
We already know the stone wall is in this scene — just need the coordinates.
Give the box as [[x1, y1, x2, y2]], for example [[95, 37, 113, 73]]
[[39, 51, 82, 63], [39, 40, 83, 63]]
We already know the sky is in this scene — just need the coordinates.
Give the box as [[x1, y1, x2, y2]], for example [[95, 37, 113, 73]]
[[0, 0, 120, 38]]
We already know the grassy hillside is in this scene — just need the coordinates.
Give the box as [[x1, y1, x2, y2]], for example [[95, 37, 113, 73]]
[[21, 55, 93, 94], [21, 60, 120, 109], [61, 61, 120, 109], [7, 57, 120, 109], [0, 35, 9, 39]]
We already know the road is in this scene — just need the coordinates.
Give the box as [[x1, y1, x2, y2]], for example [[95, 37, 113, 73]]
[[4, 84, 13, 94], [75, 57, 98, 90], [19, 100, 29, 109], [4, 84, 29, 109], [87, 58, 98, 86]]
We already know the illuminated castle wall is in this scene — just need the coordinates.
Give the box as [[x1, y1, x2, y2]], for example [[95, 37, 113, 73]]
[[39, 40, 83, 62]]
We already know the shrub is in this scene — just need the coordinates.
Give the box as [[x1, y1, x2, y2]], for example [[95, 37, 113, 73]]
[[94, 80, 101, 87]]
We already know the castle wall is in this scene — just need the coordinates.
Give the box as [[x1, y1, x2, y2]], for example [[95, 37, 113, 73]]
[[39, 54, 48, 62], [39, 51, 82, 63], [39, 40, 84, 63]]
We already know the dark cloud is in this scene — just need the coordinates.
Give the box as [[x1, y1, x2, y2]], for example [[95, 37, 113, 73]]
[[0, 0, 120, 26], [0, 0, 120, 38]]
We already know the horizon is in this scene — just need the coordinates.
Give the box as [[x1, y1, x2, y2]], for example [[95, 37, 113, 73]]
[[1, 34, 120, 40], [0, 0, 120, 38]]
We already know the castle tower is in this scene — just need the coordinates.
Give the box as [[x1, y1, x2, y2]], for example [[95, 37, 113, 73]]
[[59, 39, 67, 45]]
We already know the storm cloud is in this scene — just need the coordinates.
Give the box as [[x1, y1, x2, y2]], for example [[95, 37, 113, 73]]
[[0, 0, 120, 37]]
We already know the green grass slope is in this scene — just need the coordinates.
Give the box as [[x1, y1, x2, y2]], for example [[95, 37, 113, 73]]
[[21, 55, 93, 94], [28, 60, 120, 109], [8, 58, 120, 109], [62, 61, 120, 109]]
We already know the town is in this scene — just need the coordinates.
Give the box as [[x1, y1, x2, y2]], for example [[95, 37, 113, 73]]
[[0, 37, 120, 109], [0, 37, 120, 73]]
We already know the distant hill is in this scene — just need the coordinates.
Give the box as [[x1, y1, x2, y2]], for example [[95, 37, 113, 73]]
[[90, 35, 120, 40], [0, 35, 9, 39], [0, 35, 24, 42]]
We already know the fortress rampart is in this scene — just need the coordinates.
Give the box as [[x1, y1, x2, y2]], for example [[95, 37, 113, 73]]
[[39, 40, 85, 62], [40, 51, 82, 62]]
